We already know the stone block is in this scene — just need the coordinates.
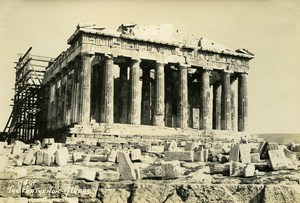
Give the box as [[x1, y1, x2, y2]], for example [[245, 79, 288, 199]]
[[229, 161, 246, 177], [184, 142, 196, 151], [229, 144, 239, 162], [204, 142, 212, 149], [258, 141, 268, 159], [244, 164, 255, 177], [140, 144, 151, 153], [161, 161, 182, 179], [222, 146, 231, 155], [72, 152, 84, 162], [164, 151, 194, 162], [164, 140, 177, 152], [77, 168, 96, 182], [150, 145, 164, 153], [250, 153, 260, 163], [203, 149, 209, 162], [284, 152, 297, 170], [55, 147, 69, 166], [106, 149, 118, 163], [130, 149, 142, 162], [267, 142, 279, 151], [217, 154, 229, 163], [268, 150, 287, 170], [141, 164, 162, 178], [35, 150, 44, 165], [42, 138, 55, 148], [239, 144, 251, 164], [11, 145, 23, 155], [96, 170, 120, 182], [15, 159, 23, 166], [23, 149, 37, 165], [212, 141, 223, 149], [178, 141, 186, 147], [291, 144, 300, 152], [193, 151, 203, 162], [117, 152, 137, 180], [46, 144, 58, 156], [43, 151, 55, 166]]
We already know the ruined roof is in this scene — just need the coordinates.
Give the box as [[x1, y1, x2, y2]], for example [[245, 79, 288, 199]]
[[67, 24, 254, 59]]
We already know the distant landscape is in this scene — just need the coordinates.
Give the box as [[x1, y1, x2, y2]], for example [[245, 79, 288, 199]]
[[255, 133, 300, 144]]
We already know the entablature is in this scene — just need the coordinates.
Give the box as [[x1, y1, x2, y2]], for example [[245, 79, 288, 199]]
[[43, 29, 253, 84]]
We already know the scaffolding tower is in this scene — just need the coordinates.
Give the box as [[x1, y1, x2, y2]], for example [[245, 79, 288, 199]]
[[3, 47, 54, 142]]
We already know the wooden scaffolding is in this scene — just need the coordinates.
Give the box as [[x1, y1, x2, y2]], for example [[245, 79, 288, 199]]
[[3, 47, 54, 142]]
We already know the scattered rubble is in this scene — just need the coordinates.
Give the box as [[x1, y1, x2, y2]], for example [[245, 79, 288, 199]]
[[0, 135, 299, 202]]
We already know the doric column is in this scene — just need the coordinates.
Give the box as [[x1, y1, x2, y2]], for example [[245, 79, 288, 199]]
[[221, 72, 231, 130], [153, 62, 165, 126], [200, 70, 211, 130], [128, 59, 142, 125], [100, 55, 114, 124], [74, 58, 81, 123], [79, 54, 92, 124], [47, 79, 55, 130], [141, 67, 152, 125], [231, 90, 236, 131], [119, 64, 129, 124], [53, 75, 60, 129], [213, 83, 222, 130], [238, 73, 248, 131], [177, 64, 189, 128], [65, 67, 74, 125], [62, 69, 68, 125], [57, 73, 64, 128]]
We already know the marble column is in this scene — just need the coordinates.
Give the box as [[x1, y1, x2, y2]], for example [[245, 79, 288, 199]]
[[231, 90, 236, 131], [177, 64, 189, 128], [100, 55, 114, 124], [221, 72, 231, 130], [53, 75, 60, 129], [153, 62, 165, 126], [238, 73, 248, 131], [47, 79, 55, 130], [128, 59, 141, 125], [80, 54, 92, 124], [74, 58, 81, 124], [200, 70, 211, 130], [213, 83, 222, 130], [119, 64, 129, 124]]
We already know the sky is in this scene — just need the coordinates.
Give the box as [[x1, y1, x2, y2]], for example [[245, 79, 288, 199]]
[[0, 0, 299, 134]]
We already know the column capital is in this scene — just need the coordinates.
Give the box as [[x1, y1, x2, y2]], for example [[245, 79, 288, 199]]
[[131, 58, 141, 65], [104, 54, 114, 60], [156, 61, 165, 66], [223, 70, 232, 75], [80, 52, 94, 58], [239, 72, 248, 78], [178, 63, 190, 69]]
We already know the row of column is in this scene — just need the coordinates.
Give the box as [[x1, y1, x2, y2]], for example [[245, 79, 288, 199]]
[[46, 54, 248, 132]]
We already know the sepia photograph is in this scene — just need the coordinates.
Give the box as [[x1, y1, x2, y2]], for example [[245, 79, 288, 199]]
[[0, 0, 300, 202]]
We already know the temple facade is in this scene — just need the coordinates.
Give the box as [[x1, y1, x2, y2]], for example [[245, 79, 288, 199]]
[[39, 24, 254, 136]]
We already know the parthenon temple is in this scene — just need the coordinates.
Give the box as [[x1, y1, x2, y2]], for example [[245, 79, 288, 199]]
[[5, 24, 255, 141]]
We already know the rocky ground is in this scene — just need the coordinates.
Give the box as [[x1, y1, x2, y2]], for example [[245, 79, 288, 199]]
[[0, 134, 300, 203]]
